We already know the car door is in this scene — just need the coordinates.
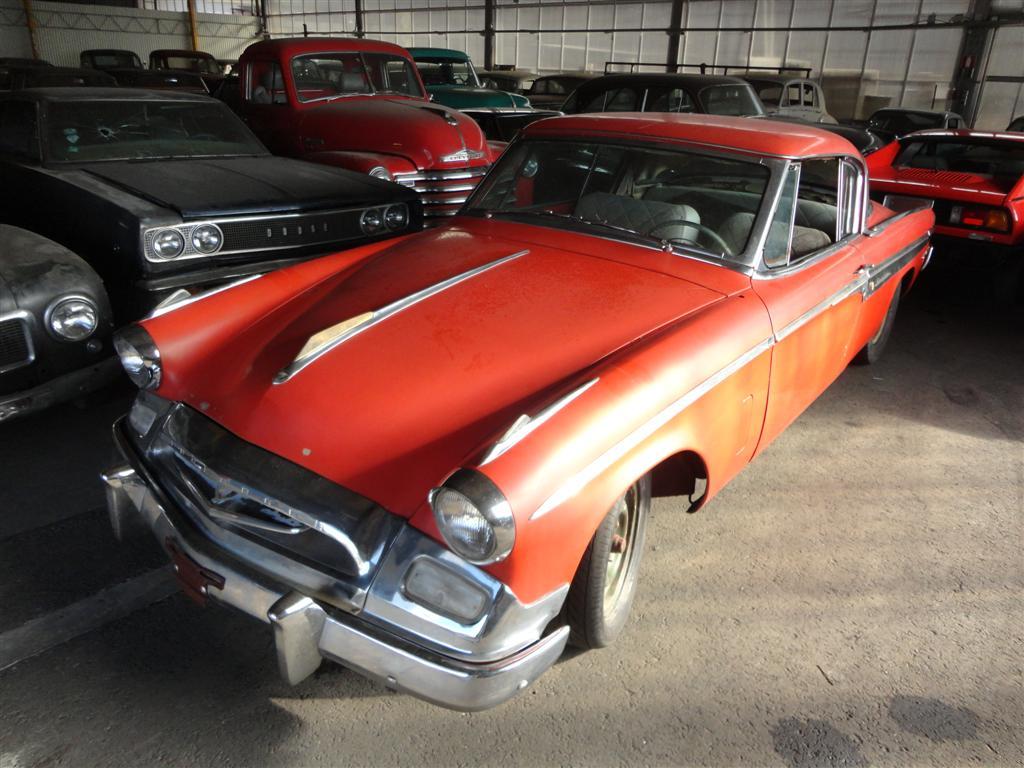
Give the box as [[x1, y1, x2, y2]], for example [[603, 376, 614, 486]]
[[751, 156, 872, 452], [238, 59, 296, 156]]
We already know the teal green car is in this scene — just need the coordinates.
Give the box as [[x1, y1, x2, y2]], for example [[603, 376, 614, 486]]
[[408, 47, 531, 110]]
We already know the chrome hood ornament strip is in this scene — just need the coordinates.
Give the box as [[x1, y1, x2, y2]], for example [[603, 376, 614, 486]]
[[274, 250, 528, 384], [479, 378, 599, 466]]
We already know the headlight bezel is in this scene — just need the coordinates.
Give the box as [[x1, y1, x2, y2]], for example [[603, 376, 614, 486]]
[[113, 324, 162, 391], [151, 228, 185, 260], [190, 223, 224, 254], [359, 207, 385, 235], [384, 203, 409, 231], [430, 469, 515, 566], [44, 294, 99, 342]]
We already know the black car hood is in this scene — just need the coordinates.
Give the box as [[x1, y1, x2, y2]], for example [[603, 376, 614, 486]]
[[77, 156, 411, 219]]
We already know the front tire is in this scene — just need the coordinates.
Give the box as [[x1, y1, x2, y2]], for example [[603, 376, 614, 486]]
[[566, 475, 650, 649], [853, 284, 901, 365]]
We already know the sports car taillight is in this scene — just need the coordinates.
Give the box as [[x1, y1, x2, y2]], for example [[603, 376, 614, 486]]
[[949, 205, 1011, 233]]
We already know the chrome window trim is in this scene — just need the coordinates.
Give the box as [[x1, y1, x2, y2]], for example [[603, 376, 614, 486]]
[[274, 249, 528, 384], [141, 203, 389, 263], [0, 309, 35, 374]]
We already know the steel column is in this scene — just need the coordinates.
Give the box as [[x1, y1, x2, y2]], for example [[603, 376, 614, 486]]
[[483, 0, 495, 70], [666, 0, 684, 73], [20, 0, 39, 60], [186, 0, 200, 51]]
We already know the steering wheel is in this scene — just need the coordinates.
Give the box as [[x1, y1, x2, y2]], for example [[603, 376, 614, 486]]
[[647, 219, 735, 257]]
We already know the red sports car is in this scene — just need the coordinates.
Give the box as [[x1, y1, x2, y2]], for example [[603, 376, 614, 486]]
[[104, 114, 932, 710], [867, 129, 1024, 249]]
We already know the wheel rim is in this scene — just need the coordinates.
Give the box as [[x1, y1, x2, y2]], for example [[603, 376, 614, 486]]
[[604, 484, 640, 618]]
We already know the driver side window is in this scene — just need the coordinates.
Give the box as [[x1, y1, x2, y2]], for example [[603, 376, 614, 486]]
[[247, 61, 286, 105]]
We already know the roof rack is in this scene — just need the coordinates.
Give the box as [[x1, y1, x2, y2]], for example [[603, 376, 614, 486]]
[[603, 61, 812, 77]]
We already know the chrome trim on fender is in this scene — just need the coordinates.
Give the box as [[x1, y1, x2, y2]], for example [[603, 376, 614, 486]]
[[147, 274, 264, 319], [865, 207, 927, 237], [274, 250, 528, 384], [480, 377, 599, 465], [531, 335, 775, 520]]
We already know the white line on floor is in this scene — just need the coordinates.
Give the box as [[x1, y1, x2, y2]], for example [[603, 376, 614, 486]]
[[0, 567, 179, 672]]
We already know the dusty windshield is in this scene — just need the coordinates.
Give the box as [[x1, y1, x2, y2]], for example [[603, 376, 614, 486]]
[[468, 139, 771, 259], [416, 58, 480, 87], [44, 100, 266, 162], [291, 53, 423, 102]]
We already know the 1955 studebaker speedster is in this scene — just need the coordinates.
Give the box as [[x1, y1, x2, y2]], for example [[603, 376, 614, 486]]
[[104, 113, 933, 711]]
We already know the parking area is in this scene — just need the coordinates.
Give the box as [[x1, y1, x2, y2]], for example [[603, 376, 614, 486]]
[[1, 268, 1020, 767]]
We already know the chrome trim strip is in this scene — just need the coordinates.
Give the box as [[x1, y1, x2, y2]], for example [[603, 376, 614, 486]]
[[480, 378, 599, 466], [394, 169, 488, 183], [147, 274, 263, 319], [0, 310, 36, 375], [865, 207, 926, 237], [531, 336, 775, 520], [862, 235, 929, 298], [274, 250, 528, 384]]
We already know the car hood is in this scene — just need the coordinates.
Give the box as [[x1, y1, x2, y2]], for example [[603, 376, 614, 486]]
[[426, 85, 529, 108], [77, 156, 409, 219], [149, 226, 726, 515], [871, 165, 1016, 204], [298, 97, 490, 170]]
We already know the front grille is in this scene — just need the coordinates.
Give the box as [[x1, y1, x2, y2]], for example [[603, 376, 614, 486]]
[[395, 166, 489, 218], [0, 316, 33, 373], [142, 404, 404, 612], [217, 208, 367, 253]]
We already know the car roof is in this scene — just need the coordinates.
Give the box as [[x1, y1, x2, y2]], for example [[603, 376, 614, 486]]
[[241, 37, 411, 60], [739, 74, 811, 84], [479, 69, 536, 79], [580, 72, 752, 89], [151, 49, 214, 58], [900, 128, 1024, 143], [524, 113, 857, 158], [407, 47, 470, 61], [871, 108, 955, 118], [537, 71, 598, 80], [82, 49, 136, 55], [6, 87, 217, 102]]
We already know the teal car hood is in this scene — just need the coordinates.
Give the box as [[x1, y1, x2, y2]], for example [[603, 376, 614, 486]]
[[426, 84, 530, 109]]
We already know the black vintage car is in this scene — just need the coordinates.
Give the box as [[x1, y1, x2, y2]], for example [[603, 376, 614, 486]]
[[560, 73, 765, 117], [0, 225, 117, 421], [0, 65, 116, 90], [0, 88, 420, 419]]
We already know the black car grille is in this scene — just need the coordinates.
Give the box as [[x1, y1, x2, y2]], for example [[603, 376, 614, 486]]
[[217, 208, 367, 254], [394, 166, 489, 218], [0, 317, 32, 373]]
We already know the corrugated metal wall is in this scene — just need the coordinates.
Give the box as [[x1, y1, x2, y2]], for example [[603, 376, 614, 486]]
[[0, 0, 260, 66], [263, 0, 1024, 127]]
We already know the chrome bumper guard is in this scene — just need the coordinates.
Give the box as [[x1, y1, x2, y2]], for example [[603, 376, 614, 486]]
[[104, 419, 569, 711]]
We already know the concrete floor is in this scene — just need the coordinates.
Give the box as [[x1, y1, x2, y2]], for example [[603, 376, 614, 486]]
[[0, 266, 1021, 767]]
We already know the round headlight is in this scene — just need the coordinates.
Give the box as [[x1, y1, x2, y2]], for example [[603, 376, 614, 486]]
[[368, 166, 393, 181], [112, 325, 161, 390], [431, 469, 515, 565], [152, 229, 185, 260], [360, 208, 384, 235], [191, 224, 223, 254], [47, 296, 98, 341], [384, 204, 409, 230]]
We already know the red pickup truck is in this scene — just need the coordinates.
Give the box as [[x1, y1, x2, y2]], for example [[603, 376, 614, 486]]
[[232, 38, 495, 219]]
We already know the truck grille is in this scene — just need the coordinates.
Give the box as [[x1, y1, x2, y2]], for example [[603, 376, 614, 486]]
[[394, 167, 489, 218], [0, 316, 33, 373]]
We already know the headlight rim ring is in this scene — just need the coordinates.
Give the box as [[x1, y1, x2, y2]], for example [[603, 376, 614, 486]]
[[43, 293, 100, 342]]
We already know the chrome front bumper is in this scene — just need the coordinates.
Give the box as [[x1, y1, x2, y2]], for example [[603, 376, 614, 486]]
[[104, 427, 568, 711]]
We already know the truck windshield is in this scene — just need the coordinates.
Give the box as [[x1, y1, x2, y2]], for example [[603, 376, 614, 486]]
[[44, 100, 266, 162], [415, 58, 480, 88], [467, 139, 771, 260], [291, 53, 423, 102]]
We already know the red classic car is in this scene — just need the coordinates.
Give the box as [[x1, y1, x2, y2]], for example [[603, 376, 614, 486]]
[[104, 114, 932, 710], [867, 129, 1024, 249], [230, 38, 495, 219]]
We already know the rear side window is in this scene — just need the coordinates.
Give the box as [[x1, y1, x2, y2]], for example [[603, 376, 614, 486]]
[[645, 87, 695, 113], [247, 61, 286, 104], [0, 100, 40, 160]]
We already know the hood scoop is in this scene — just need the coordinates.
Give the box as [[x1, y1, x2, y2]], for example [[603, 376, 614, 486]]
[[273, 249, 527, 384]]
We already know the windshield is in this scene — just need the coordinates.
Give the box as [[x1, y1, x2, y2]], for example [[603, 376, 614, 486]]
[[699, 84, 765, 116], [467, 139, 771, 259], [415, 58, 480, 88], [162, 55, 219, 75], [291, 52, 423, 102], [44, 100, 266, 162], [894, 138, 1024, 181], [87, 52, 141, 69]]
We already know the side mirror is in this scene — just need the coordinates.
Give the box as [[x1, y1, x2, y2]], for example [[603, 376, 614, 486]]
[[428, 93, 435, 102]]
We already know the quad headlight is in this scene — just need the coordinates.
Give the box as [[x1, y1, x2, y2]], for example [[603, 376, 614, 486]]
[[191, 223, 223, 254], [113, 324, 161, 390], [430, 469, 515, 565], [360, 208, 384, 235], [384, 204, 409, 230], [151, 229, 185, 260], [46, 295, 99, 341]]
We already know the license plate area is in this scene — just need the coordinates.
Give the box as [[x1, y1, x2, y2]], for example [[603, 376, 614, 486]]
[[165, 537, 226, 605]]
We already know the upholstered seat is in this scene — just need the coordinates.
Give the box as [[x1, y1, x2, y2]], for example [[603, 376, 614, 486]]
[[575, 191, 701, 242]]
